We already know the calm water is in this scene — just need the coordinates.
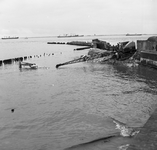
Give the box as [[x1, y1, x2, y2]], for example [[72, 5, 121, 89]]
[[0, 35, 157, 150]]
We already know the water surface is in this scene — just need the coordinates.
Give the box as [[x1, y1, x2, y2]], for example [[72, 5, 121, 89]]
[[0, 35, 157, 150]]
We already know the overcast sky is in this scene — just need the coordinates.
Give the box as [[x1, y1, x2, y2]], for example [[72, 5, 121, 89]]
[[0, 0, 156, 37]]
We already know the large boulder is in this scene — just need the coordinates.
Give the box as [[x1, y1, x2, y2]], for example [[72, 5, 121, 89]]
[[88, 48, 112, 57], [147, 36, 157, 42]]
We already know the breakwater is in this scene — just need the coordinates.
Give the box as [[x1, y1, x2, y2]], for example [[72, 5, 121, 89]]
[[47, 41, 92, 46], [66, 41, 92, 46], [1, 40, 92, 66], [47, 42, 66, 44]]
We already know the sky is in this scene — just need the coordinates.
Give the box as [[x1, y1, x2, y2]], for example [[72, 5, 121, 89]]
[[0, 0, 156, 37]]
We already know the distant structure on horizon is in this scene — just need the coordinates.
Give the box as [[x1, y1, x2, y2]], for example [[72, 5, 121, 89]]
[[126, 33, 142, 36], [57, 34, 84, 38], [1, 36, 19, 40]]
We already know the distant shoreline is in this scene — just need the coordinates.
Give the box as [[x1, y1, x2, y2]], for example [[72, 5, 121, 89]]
[[1, 34, 157, 39], [1, 37, 19, 40]]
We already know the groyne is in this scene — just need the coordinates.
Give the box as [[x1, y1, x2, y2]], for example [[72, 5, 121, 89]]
[[0, 57, 27, 65], [0, 53, 55, 66]]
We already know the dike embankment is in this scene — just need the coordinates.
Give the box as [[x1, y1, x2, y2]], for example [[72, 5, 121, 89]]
[[128, 108, 157, 150]]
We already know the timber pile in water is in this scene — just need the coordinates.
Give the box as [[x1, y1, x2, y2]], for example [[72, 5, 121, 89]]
[[56, 39, 137, 68]]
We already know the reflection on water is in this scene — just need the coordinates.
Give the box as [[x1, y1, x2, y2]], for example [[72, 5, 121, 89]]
[[0, 36, 157, 150]]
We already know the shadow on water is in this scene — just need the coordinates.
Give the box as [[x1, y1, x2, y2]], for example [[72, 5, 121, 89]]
[[64, 135, 120, 150], [112, 63, 157, 90], [64, 132, 135, 150]]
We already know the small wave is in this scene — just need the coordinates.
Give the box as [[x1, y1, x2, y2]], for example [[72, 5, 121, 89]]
[[118, 144, 130, 150], [111, 117, 140, 137]]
